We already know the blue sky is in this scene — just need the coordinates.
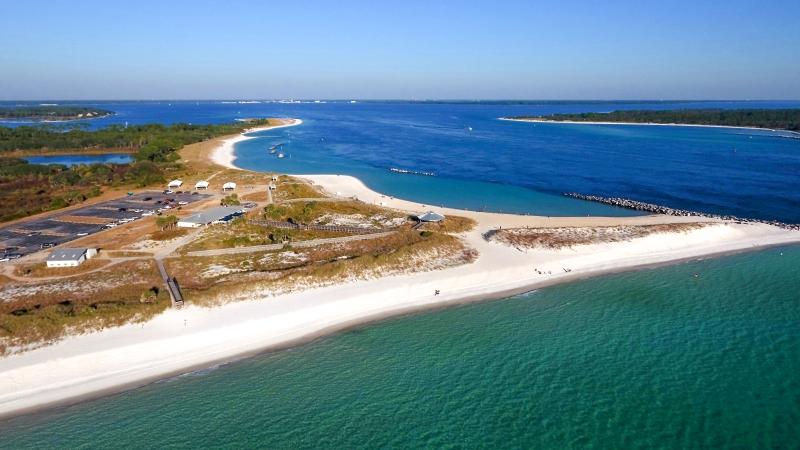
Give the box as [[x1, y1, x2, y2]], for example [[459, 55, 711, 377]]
[[1, 0, 798, 100]]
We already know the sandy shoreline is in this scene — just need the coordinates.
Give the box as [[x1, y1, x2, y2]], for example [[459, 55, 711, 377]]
[[210, 118, 303, 169], [2, 119, 800, 419], [499, 117, 800, 135]]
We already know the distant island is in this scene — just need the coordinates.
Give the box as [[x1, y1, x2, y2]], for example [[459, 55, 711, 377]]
[[0, 106, 114, 122], [505, 109, 800, 132]]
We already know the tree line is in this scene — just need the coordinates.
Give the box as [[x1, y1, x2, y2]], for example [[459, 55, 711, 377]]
[[0, 120, 271, 162], [0, 106, 113, 121], [511, 109, 800, 131]]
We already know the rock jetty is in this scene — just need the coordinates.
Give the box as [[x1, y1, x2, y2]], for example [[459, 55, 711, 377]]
[[564, 193, 800, 231]]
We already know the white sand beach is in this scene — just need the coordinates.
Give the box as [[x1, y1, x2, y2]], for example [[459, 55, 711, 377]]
[[210, 118, 303, 169], [2, 120, 800, 418]]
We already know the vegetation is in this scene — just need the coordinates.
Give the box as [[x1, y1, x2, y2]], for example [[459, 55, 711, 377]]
[[263, 200, 406, 225], [484, 223, 708, 249], [0, 157, 165, 222], [511, 109, 800, 132], [221, 193, 241, 206], [0, 260, 168, 355], [155, 215, 178, 231], [0, 119, 274, 222], [183, 215, 350, 252], [273, 177, 324, 201], [0, 106, 113, 122], [0, 119, 272, 155], [168, 229, 476, 306]]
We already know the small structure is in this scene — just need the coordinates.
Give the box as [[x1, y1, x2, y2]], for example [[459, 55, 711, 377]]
[[177, 206, 244, 228], [168, 179, 183, 189], [271, 175, 279, 181], [417, 211, 445, 223], [222, 182, 237, 191], [47, 248, 98, 268], [268, 183, 277, 191], [195, 180, 209, 190]]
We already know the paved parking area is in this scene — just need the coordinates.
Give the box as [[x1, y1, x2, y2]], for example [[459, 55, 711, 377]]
[[0, 191, 211, 259]]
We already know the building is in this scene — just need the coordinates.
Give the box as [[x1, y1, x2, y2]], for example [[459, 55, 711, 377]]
[[417, 211, 445, 222], [195, 180, 209, 190], [177, 206, 244, 228], [222, 182, 237, 191], [168, 179, 183, 189], [47, 248, 98, 268], [271, 175, 279, 181]]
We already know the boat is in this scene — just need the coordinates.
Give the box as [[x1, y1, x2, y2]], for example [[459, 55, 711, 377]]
[[277, 153, 285, 158]]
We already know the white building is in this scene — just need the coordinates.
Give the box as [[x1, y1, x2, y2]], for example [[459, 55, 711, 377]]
[[177, 206, 244, 228], [271, 175, 279, 181], [195, 180, 209, 190], [222, 182, 237, 191], [168, 179, 183, 189], [46, 248, 98, 268]]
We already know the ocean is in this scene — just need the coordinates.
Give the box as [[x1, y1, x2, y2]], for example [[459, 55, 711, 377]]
[[1, 101, 799, 447], [2, 247, 798, 448]]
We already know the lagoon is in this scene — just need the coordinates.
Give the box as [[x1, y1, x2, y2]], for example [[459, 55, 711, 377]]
[[23, 154, 133, 166]]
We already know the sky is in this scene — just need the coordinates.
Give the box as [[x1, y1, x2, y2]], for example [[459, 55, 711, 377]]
[[1, 0, 799, 100]]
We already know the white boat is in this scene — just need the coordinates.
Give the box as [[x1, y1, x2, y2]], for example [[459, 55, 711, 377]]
[[277, 153, 285, 158]]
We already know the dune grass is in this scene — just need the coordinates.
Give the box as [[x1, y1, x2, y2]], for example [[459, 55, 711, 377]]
[[0, 260, 168, 355]]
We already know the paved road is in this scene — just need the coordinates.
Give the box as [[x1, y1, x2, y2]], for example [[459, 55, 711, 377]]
[[185, 231, 397, 257]]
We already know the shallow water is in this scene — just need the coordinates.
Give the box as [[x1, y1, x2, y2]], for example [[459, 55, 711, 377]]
[[2, 246, 798, 448]]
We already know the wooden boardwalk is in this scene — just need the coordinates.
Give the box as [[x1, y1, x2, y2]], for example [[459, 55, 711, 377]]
[[156, 258, 184, 308], [249, 218, 392, 235], [186, 231, 397, 257]]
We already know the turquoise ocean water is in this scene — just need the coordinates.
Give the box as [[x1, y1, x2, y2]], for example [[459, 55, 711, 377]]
[[1, 101, 799, 447], [2, 247, 798, 448]]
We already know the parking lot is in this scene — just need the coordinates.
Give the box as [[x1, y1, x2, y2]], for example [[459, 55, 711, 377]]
[[0, 191, 211, 259]]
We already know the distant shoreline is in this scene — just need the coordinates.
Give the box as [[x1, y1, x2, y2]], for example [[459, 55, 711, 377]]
[[0, 112, 115, 125], [499, 117, 800, 136]]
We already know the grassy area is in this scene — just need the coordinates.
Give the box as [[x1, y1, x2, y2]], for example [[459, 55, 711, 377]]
[[273, 176, 324, 201], [420, 215, 476, 233], [0, 260, 169, 355], [263, 200, 407, 227], [485, 223, 709, 249], [182, 215, 350, 252], [168, 229, 476, 306], [149, 227, 190, 241]]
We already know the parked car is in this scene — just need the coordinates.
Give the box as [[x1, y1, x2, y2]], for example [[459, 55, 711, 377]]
[[4, 253, 22, 260], [144, 197, 153, 201], [40, 242, 56, 249], [178, 201, 189, 205], [76, 232, 89, 236]]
